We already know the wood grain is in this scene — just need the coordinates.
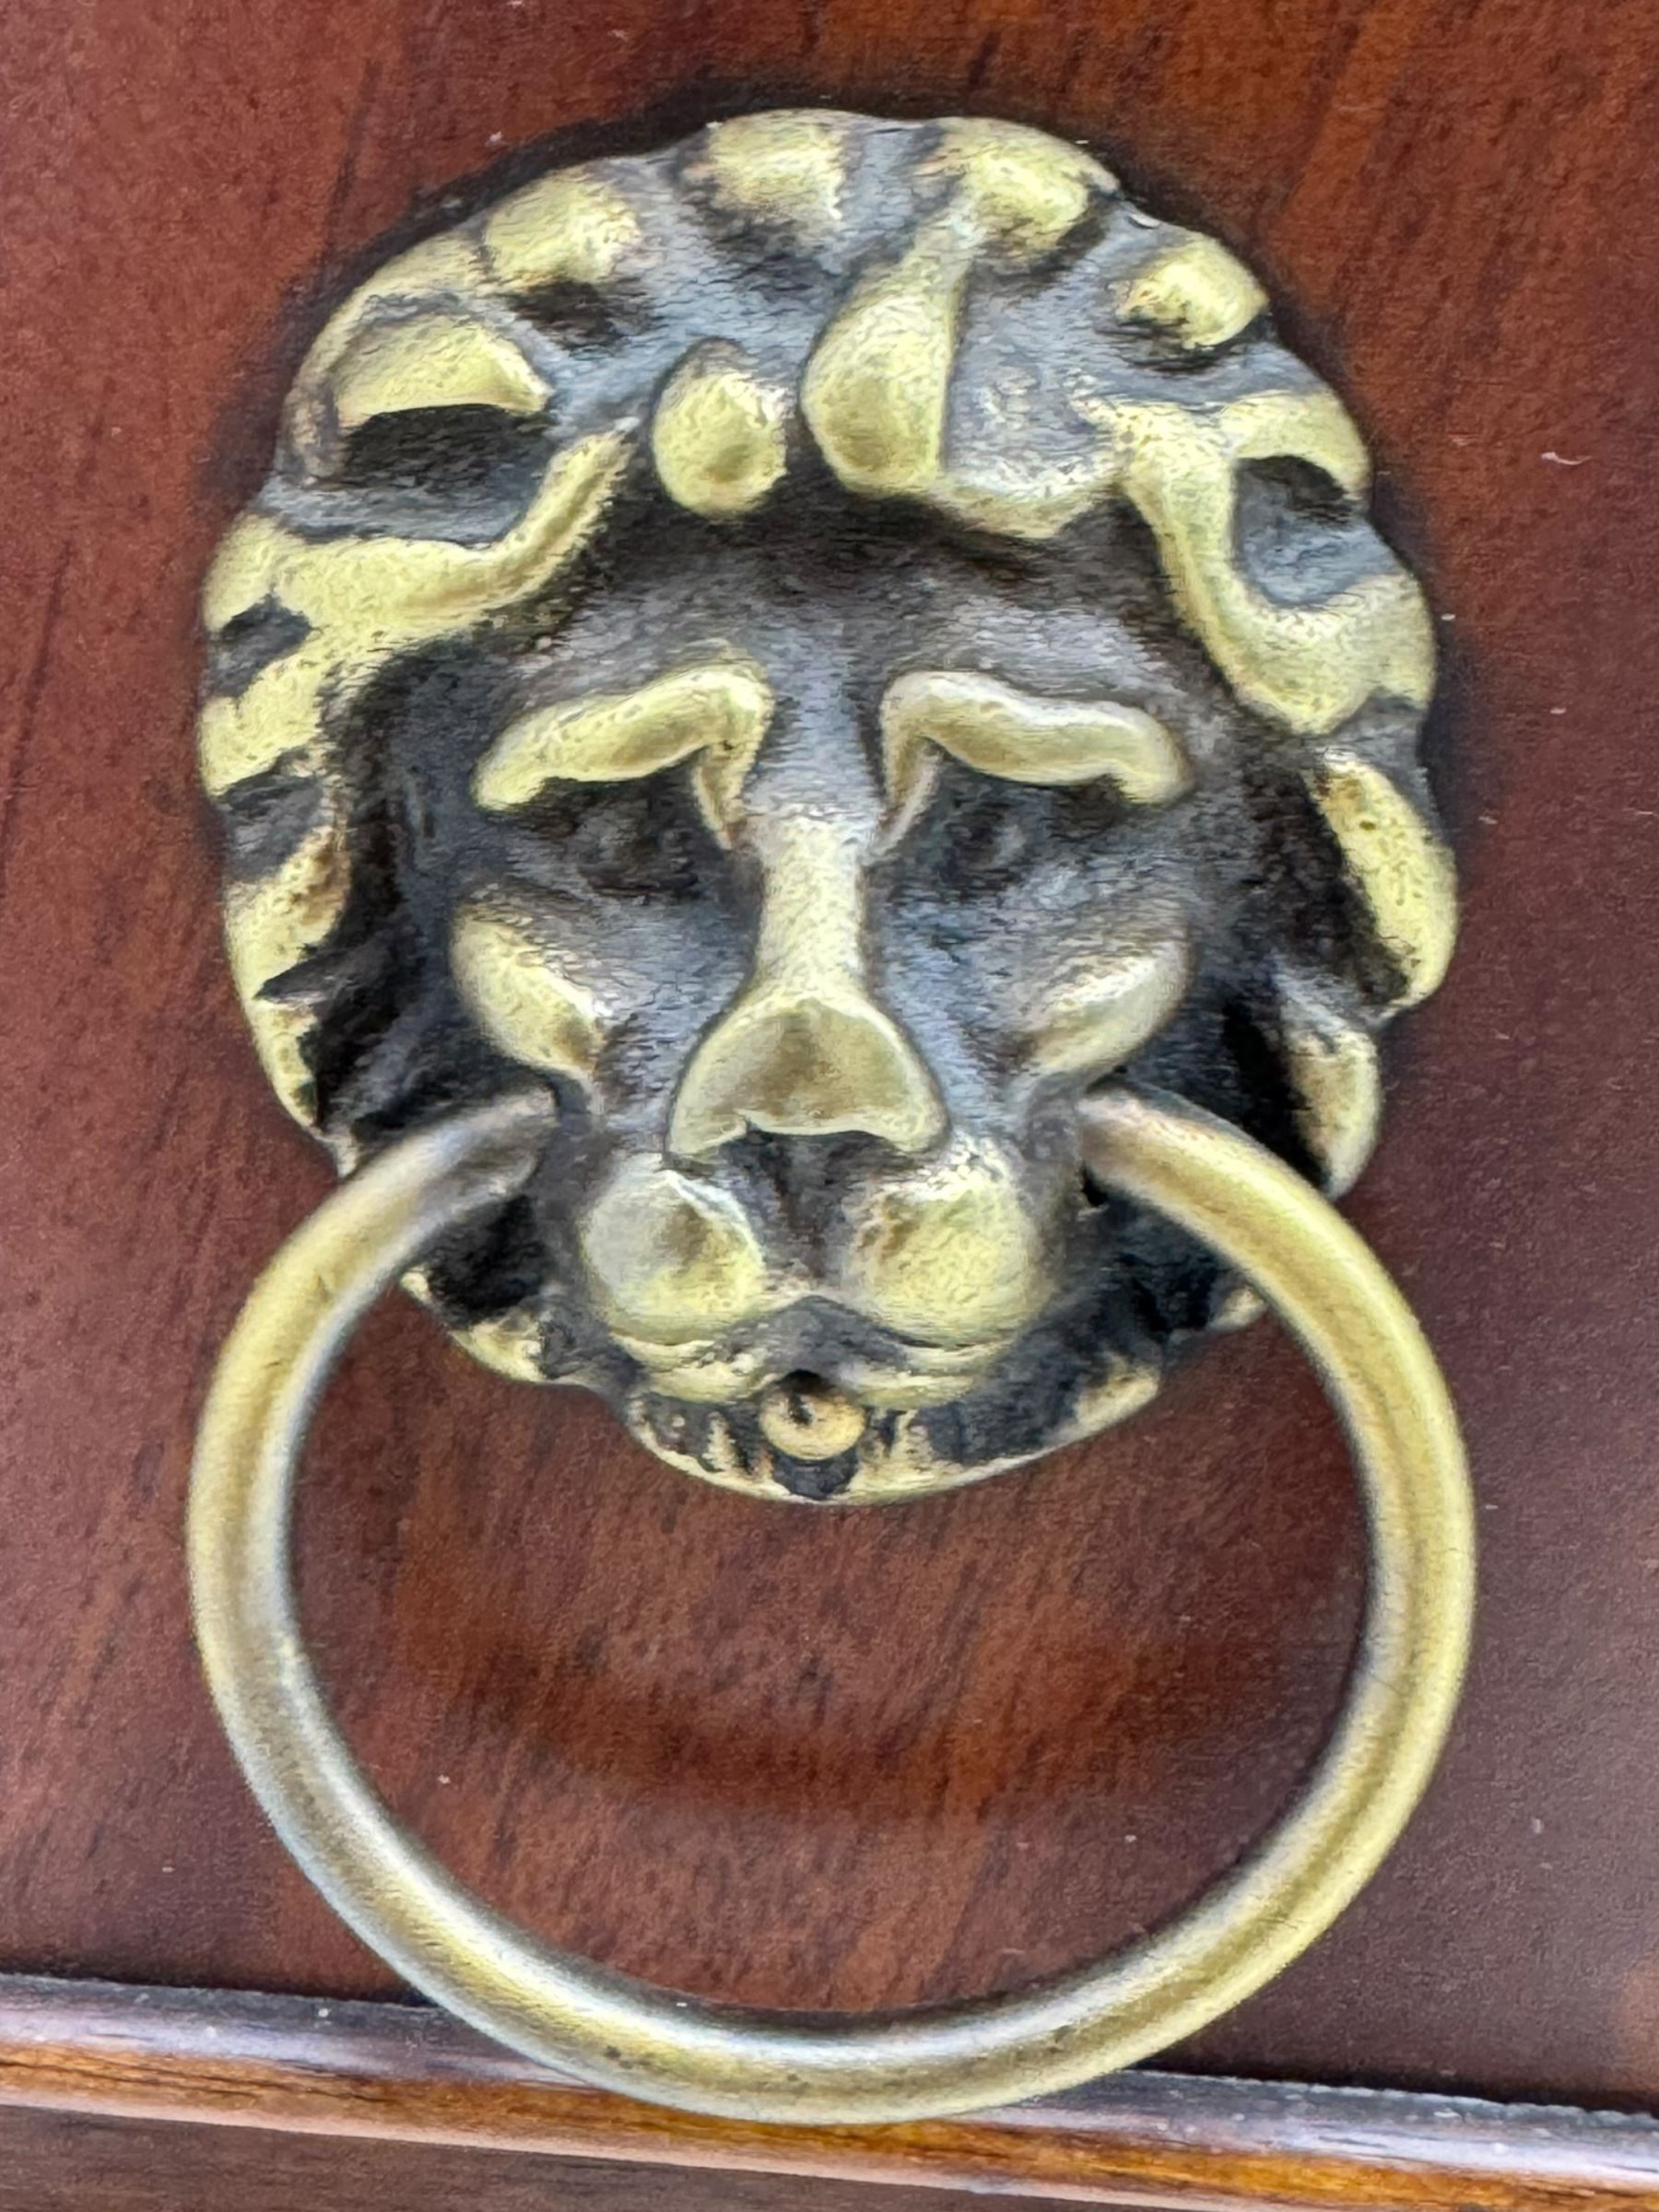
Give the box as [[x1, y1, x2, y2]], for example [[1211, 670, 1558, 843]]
[[3, 0, 1659, 2124], [2, 2118, 1072, 2212], [5, 1976, 1659, 2211]]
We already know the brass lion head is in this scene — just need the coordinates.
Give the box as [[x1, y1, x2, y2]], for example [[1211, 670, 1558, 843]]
[[200, 112, 1453, 1501]]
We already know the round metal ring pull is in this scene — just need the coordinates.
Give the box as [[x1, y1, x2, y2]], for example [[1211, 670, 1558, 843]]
[[189, 1084, 1473, 2126]]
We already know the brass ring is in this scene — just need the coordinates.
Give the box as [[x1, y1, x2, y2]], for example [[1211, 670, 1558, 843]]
[[189, 1084, 1473, 2125]]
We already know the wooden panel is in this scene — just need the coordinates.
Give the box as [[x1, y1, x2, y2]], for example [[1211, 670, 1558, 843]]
[[0, 2114, 1075, 2212], [6, 1977, 1659, 2211], [3, 0, 1659, 2115]]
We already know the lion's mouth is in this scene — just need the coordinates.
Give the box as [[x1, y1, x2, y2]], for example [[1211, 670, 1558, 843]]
[[613, 1305, 1016, 1412]]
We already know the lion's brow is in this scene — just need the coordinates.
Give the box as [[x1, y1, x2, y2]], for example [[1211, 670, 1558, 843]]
[[879, 669, 1191, 830], [472, 657, 774, 840]]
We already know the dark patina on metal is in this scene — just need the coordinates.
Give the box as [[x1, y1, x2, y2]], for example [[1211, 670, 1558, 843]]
[[200, 112, 1452, 1499]]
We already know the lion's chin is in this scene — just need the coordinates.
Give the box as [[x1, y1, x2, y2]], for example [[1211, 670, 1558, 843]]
[[624, 1387, 987, 1505], [615, 1319, 1035, 1501], [606, 1287, 1057, 1501]]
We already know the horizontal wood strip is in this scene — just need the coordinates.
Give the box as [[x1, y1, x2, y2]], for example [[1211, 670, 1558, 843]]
[[0, 1975, 1655, 2209]]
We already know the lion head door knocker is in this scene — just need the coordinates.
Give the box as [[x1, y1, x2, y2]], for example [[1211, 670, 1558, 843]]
[[191, 114, 1473, 2121]]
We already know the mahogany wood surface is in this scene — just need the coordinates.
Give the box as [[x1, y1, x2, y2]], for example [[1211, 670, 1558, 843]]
[[6, 1975, 1659, 2211], [2, 2120, 1067, 2212], [3, 0, 1658, 2151]]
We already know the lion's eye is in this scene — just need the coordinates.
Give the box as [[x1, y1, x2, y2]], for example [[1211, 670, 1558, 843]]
[[518, 780, 711, 903], [925, 782, 1043, 892]]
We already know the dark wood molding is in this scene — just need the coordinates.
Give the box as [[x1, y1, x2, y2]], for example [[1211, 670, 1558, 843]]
[[1, 1974, 1655, 2210]]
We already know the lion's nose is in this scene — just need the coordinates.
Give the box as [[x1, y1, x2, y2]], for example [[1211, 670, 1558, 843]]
[[669, 980, 942, 1156], [668, 817, 944, 1159]]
